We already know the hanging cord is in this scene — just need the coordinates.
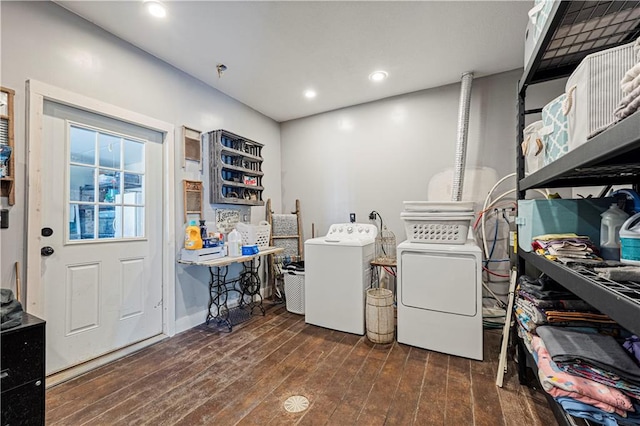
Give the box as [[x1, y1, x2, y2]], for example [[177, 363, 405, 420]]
[[369, 210, 387, 255]]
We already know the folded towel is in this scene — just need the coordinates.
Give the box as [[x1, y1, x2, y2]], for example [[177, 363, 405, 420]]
[[537, 326, 640, 385], [532, 336, 634, 413], [621, 63, 640, 95], [615, 84, 640, 121], [595, 266, 640, 282]]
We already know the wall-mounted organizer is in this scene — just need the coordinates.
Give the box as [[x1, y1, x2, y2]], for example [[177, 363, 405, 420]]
[[1, 87, 15, 205], [206, 129, 265, 206], [183, 180, 203, 222], [182, 126, 202, 172]]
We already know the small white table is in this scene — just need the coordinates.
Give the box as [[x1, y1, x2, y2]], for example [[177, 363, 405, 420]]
[[178, 246, 284, 331]]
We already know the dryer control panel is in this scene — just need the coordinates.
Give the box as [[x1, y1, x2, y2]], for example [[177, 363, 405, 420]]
[[326, 223, 378, 240]]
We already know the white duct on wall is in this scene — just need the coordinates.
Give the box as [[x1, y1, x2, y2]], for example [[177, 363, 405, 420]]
[[451, 72, 474, 202]]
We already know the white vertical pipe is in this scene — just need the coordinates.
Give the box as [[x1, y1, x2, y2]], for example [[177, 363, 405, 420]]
[[452, 72, 474, 202]]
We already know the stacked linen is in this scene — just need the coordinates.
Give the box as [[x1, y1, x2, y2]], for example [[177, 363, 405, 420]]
[[531, 335, 640, 425], [535, 326, 640, 424], [615, 38, 640, 122], [515, 275, 616, 334], [532, 233, 600, 261]]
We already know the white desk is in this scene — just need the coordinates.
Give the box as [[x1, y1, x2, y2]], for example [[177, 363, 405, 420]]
[[179, 246, 284, 331]]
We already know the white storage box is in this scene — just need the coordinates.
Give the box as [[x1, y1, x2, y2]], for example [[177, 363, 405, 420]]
[[235, 220, 271, 248], [541, 93, 569, 166], [180, 246, 224, 262], [565, 42, 635, 150], [522, 120, 545, 174], [284, 264, 305, 315], [524, 0, 554, 69], [401, 212, 474, 244]]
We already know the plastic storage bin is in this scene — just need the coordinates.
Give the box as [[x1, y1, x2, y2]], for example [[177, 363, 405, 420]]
[[284, 262, 305, 315], [565, 42, 635, 150], [401, 212, 474, 244], [516, 198, 615, 252]]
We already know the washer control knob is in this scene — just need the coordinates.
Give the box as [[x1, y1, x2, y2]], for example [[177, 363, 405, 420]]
[[365, 228, 370, 233], [347, 226, 353, 233], [357, 227, 363, 233]]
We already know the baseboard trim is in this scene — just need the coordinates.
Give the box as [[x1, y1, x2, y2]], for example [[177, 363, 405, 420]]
[[46, 334, 168, 388]]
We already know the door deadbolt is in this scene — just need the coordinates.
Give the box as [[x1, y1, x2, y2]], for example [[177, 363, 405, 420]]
[[41, 246, 54, 256], [41, 227, 53, 237]]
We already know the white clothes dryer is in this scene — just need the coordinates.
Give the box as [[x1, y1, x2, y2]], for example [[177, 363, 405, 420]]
[[304, 223, 378, 335], [397, 238, 483, 360]]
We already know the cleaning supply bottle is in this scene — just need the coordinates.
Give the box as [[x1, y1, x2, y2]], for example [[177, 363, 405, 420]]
[[227, 228, 241, 257], [199, 220, 208, 241], [600, 204, 629, 260], [184, 220, 203, 250], [620, 212, 640, 265]]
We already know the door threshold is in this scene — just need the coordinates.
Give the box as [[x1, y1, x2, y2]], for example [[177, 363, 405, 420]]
[[45, 334, 168, 388]]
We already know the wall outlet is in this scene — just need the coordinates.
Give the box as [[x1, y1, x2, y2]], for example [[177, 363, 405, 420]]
[[349, 213, 356, 223]]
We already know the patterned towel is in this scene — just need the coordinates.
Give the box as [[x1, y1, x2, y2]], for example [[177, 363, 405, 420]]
[[532, 336, 634, 414]]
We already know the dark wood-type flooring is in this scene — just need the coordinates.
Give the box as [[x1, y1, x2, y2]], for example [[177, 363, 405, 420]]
[[46, 304, 556, 425]]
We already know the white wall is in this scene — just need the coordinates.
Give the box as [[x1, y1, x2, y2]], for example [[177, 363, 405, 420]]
[[0, 1, 281, 331], [280, 71, 568, 241]]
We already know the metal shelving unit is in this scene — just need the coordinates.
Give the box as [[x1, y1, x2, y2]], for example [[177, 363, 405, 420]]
[[516, 2, 640, 424]]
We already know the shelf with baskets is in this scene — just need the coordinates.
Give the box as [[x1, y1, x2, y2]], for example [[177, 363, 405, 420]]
[[1, 86, 15, 205], [206, 129, 265, 206], [516, 1, 640, 425]]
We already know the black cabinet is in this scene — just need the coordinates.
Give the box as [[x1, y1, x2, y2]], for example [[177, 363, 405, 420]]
[[1, 313, 45, 426]]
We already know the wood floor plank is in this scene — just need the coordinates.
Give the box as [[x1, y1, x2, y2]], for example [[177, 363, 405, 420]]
[[85, 315, 302, 426], [355, 342, 410, 425], [296, 336, 373, 425], [43, 309, 557, 426], [144, 317, 310, 425], [190, 325, 334, 425], [327, 341, 392, 424], [384, 347, 428, 425], [236, 328, 347, 425], [169, 322, 322, 425], [414, 351, 449, 425]]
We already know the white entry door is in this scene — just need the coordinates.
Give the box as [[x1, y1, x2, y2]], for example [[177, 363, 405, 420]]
[[41, 101, 164, 375]]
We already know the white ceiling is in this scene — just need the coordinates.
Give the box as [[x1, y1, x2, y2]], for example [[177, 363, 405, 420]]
[[56, 1, 533, 122]]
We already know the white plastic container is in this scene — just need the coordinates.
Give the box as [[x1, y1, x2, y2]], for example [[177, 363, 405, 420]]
[[565, 42, 635, 151], [620, 212, 640, 266], [227, 228, 242, 257], [600, 204, 629, 261]]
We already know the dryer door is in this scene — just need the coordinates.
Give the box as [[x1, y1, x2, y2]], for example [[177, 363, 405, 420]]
[[400, 251, 478, 316]]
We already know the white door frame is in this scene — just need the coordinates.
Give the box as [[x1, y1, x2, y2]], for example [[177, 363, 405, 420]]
[[25, 79, 176, 359]]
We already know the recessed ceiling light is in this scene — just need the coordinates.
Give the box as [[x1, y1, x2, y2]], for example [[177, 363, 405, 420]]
[[304, 90, 317, 99], [369, 71, 388, 82], [144, 0, 166, 18]]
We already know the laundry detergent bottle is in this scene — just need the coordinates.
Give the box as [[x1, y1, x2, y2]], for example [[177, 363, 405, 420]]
[[184, 220, 203, 250], [600, 204, 629, 260]]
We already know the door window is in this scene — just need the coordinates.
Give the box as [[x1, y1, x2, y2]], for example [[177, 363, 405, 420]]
[[68, 124, 145, 241]]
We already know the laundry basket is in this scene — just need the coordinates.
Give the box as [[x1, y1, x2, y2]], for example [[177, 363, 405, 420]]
[[401, 212, 474, 244], [283, 261, 305, 315], [235, 221, 271, 248]]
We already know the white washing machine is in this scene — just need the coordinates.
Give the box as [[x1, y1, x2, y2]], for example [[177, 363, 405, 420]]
[[397, 238, 483, 360], [304, 223, 378, 335]]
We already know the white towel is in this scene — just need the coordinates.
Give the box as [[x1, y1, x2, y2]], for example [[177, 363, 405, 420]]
[[621, 62, 640, 95], [614, 83, 640, 121]]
